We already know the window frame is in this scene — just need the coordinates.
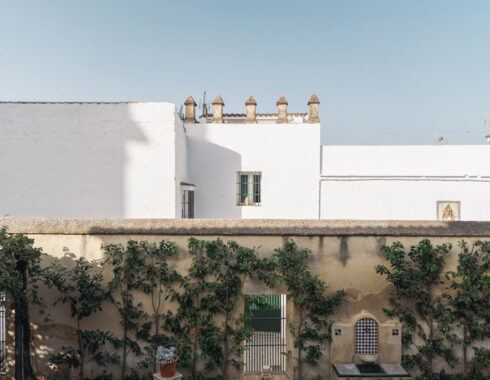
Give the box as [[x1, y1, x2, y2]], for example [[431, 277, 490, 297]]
[[236, 171, 262, 206], [181, 183, 196, 219]]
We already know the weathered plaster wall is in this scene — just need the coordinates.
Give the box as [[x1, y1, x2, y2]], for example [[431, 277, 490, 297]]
[[321, 145, 490, 220], [1, 218, 489, 379], [187, 123, 321, 219], [0, 102, 181, 218]]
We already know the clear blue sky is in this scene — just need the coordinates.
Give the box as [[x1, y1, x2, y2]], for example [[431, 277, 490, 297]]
[[1, 0, 489, 144]]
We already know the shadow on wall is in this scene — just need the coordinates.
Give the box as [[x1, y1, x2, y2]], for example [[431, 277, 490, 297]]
[[0, 103, 146, 218], [188, 135, 242, 218]]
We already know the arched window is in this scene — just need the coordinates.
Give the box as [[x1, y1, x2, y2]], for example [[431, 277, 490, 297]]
[[355, 317, 378, 355]]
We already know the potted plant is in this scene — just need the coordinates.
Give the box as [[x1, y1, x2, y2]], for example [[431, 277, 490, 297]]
[[156, 346, 178, 377]]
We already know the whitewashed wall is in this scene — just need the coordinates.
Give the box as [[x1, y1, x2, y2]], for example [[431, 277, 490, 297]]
[[187, 123, 321, 219], [0, 102, 181, 218], [174, 116, 188, 218], [320, 146, 490, 220]]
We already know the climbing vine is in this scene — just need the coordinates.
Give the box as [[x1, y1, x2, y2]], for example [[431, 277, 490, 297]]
[[273, 240, 344, 380], [137, 240, 180, 374], [43, 254, 117, 380], [445, 240, 490, 378], [200, 238, 275, 379], [163, 237, 219, 379], [103, 241, 154, 379], [163, 238, 276, 380], [376, 239, 458, 378], [0, 227, 44, 380]]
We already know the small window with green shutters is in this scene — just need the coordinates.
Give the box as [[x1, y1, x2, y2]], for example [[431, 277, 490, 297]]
[[237, 171, 261, 206]]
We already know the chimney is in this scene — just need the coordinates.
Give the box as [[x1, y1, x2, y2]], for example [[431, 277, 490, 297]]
[[307, 94, 320, 123], [184, 96, 197, 123], [276, 95, 288, 123], [245, 95, 257, 123], [212, 95, 224, 123]]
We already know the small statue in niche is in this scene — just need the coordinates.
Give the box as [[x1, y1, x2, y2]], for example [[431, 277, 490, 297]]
[[260, 365, 272, 380]]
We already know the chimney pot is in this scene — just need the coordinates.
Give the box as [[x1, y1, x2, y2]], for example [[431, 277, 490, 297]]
[[245, 95, 257, 123], [276, 95, 288, 123], [184, 96, 197, 123], [212, 94, 225, 123], [307, 94, 320, 123]]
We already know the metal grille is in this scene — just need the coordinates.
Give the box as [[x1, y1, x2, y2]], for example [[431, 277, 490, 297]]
[[181, 189, 194, 219], [0, 291, 6, 374], [355, 317, 378, 355], [244, 294, 286, 373]]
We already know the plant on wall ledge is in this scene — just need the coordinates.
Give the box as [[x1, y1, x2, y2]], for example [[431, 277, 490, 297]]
[[376, 239, 458, 378], [274, 240, 345, 380], [444, 240, 489, 378], [43, 254, 118, 380]]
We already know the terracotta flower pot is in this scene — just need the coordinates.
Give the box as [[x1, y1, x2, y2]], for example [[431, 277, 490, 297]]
[[159, 355, 178, 377]]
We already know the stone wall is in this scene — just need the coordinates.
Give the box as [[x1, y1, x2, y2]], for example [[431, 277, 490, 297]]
[[1, 218, 490, 379]]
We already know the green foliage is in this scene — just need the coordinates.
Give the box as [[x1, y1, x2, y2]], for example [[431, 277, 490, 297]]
[[468, 347, 490, 379], [201, 239, 270, 378], [43, 254, 115, 380], [0, 227, 42, 299], [163, 238, 220, 379], [103, 240, 151, 379], [376, 239, 458, 378], [444, 240, 490, 377], [0, 227, 44, 379], [164, 238, 275, 380], [273, 240, 344, 380], [2, 232, 348, 379], [135, 240, 180, 374]]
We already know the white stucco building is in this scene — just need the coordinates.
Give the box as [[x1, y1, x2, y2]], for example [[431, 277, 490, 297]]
[[1, 96, 489, 220]]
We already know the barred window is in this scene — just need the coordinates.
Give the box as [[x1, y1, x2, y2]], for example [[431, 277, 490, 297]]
[[355, 317, 378, 355], [0, 291, 5, 374], [181, 183, 196, 219], [182, 190, 194, 219], [237, 172, 261, 206]]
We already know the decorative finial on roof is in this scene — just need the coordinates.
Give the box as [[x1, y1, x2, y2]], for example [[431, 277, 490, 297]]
[[276, 95, 288, 106], [307, 94, 320, 123], [308, 94, 320, 105], [245, 95, 257, 105], [245, 95, 257, 123], [184, 96, 197, 106], [212, 94, 224, 106], [276, 95, 288, 123], [184, 96, 198, 123], [212, 94, 224, 124]]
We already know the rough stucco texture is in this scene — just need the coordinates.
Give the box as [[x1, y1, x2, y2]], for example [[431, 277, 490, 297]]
[[1, 218, 489, 379]]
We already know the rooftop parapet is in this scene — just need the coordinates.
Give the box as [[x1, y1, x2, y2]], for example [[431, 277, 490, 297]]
[[185, 94, 319, 124]]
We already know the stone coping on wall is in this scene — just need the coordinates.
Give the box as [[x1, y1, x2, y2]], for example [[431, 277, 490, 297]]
[[1, 217, 490, 237]]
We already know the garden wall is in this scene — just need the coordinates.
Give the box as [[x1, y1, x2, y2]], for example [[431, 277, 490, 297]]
[[2, 218, 489, 379]]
